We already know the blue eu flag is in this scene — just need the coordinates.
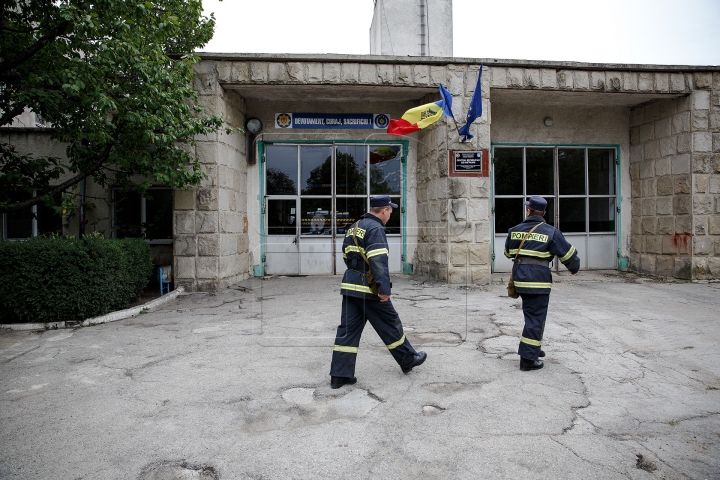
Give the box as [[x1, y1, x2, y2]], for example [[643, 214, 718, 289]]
[[457, 65, 483, 143]]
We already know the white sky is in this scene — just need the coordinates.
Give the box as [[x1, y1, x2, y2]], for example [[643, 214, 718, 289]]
[[200, 0, 720, 66]]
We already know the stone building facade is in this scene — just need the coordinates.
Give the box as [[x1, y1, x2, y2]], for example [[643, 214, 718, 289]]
[[3, 55, 719, 290], [177, 54, 720, 289]]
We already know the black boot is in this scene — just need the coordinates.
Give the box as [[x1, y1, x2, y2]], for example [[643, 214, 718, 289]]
[[520, 357, 544, 371], [330, 376, 357, 389], [401, 351, 427, 373], [539, 349, 546, 358]]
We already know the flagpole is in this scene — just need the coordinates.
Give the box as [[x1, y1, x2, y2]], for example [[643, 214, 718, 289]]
[[452, 117, 461, 133]]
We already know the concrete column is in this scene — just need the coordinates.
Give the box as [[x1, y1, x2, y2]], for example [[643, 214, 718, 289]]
[[415, 65, 491, 284], [691, 73, 720, 279], [174, 62, 250, 291]]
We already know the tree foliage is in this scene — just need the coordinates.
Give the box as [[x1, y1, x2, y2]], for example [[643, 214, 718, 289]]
[[0, 0, 229, 213], [266, 168, 296, 195], [303, 152, 366, 195]]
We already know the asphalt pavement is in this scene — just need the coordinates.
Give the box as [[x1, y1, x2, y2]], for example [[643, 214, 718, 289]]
[[1, 270, 719, 479]]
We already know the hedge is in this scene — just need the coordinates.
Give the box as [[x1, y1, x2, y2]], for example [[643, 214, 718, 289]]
[[0, 234, 153, 323]]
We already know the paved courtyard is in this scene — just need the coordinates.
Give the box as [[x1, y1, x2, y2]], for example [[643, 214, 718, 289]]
[[1, 270, 719, 479]]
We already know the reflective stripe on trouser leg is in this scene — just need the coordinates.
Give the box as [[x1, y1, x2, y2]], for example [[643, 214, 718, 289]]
[[330, 296, 367, 378], [362, 298, 417, 367], [518, 293, 550, 361]]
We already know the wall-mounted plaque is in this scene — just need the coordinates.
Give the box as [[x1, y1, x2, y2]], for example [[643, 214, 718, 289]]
[[449, 150, 489, 177]]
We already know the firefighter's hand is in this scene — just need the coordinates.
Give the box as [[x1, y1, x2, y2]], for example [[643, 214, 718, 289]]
[[378, 294, 391, 302]]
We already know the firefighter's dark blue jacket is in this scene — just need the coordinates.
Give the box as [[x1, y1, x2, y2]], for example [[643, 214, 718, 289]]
[[340, 213, 391, 300], [504, 215, 580, 294]]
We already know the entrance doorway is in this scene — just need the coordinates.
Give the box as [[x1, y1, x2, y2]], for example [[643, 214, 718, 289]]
[[263, 143, 404, 275], [492, 145, 618, 272]]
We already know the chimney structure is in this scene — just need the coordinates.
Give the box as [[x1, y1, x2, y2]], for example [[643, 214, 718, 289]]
[[370, 0, 453, 57]]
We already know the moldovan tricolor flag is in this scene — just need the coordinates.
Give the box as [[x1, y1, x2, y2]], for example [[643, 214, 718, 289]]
[[387, 84, 454, 136]]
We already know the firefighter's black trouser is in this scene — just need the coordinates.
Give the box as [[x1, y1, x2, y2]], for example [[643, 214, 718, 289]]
[[518, 293, 550, 361], [330, 295, 417, 378]]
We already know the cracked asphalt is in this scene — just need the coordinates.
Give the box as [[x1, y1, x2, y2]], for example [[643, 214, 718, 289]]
[[1, 270, 719, 479]]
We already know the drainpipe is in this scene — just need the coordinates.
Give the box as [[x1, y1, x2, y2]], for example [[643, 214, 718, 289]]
[[419, 0, 427, 56], [615, 145, 628, 270], [79, 178, 86, 237]]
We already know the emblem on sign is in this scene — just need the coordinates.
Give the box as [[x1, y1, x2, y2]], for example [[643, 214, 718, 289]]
[[374, 114, 389, 129], [276, 113, 292, 128]]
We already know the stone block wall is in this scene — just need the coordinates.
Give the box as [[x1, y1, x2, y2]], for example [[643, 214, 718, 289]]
[[416, 119, 449, 281], [693, 73, 720, 279], [629, 73, 720, 279], [489, 66, 693, 96], [415, 65, 492, 284], [174, 62, 250, 291]]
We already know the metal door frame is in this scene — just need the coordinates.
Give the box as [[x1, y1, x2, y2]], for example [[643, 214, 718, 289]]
[[490, 142, 623, 272], [257, 140, 409, 276]]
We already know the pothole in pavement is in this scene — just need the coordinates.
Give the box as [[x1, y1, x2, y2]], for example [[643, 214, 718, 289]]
[[282, 387, 315, 405], [477, 335, 517, 356], [282, 387, 381, 417], [422, 404, 446, 415], [328, 389, 381, 417], [138, 460, 219, 480], [635, 454, 657, 472], [412, 332, 463, 346]]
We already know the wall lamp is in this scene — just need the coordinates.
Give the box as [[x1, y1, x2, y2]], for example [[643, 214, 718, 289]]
[[245, 118, 263, 164]]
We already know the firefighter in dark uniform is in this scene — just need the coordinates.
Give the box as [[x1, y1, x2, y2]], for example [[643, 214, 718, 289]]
[[504, 196, 580, 371], [329, 195, 427, 389]]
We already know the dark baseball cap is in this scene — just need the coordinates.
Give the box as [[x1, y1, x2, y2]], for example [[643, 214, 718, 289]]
[[524, 195, 547, 211], [370, 195, 398, 208]]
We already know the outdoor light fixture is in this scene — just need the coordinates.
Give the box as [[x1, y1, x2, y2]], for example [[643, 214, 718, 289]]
[[543, 117, 554, 127], [245, 117, 263, 135], [245, 118, 263, 164]]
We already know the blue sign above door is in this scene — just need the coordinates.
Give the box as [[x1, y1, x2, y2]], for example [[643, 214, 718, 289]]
[[275, 113, 390, 130]]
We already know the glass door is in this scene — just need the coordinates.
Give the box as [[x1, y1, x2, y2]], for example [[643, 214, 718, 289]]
[[492, 146, 617, 272], [264, 143, 403, 275], [265, 145, 301, 275]]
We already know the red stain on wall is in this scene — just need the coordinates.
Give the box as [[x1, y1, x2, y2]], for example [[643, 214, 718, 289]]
[[673, 233, 692, 254]]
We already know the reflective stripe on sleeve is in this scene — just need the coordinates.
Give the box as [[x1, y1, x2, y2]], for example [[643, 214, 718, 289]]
[[520, 336, 542, 346], [341, 282, 374, 294], [366, 248, 389, 258], [333, 345, 358, 353], [513, 281, 552, 289], [560, 245, 576, 262], [386, 333, 406, 350]]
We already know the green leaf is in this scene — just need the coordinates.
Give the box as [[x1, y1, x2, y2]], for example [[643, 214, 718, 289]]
[[1, 0, 228, 213]]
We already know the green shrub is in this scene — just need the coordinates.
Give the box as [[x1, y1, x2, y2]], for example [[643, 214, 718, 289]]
[[0, 234, 152, 323]]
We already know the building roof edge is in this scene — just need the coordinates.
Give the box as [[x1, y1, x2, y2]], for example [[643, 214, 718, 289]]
[[186, 52, 720, 73]]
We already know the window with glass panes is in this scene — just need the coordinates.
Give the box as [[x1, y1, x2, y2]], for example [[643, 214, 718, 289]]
[[493, 146, 616, 234], [2, 192, 63, 240], [265, 144, 403, 236], [112, 188, 173, 243]]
